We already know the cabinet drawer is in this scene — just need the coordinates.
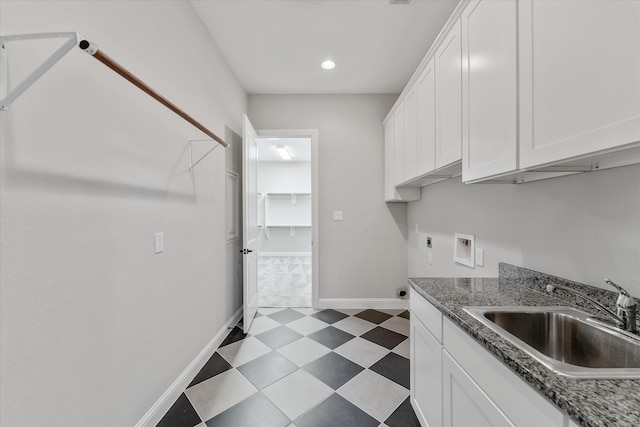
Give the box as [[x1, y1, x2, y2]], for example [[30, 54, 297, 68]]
[[410, 288, 442, 343]]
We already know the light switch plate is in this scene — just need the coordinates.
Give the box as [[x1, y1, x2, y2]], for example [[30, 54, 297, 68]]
[[333, 211, 343, 221], [476, 248, 484, 267], [154, 232, 164, 254]]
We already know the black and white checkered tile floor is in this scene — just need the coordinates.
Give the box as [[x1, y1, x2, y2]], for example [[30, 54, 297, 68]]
[[157, 307, 419, 427]]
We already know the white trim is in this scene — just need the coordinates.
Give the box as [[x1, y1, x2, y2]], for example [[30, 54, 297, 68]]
[[259, 252, 312, 257], [318, 298, 409, 310], [256, 129, 319, 309], [225, 170, 240, 242], [135, 307, 243, 427]]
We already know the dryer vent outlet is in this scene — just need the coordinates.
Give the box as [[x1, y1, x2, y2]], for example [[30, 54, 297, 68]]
[[397, 287, 408, 299]]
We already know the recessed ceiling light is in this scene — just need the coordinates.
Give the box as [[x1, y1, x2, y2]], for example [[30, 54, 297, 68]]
[[275, 145, 292, 160], [321, 60, 336, 70]]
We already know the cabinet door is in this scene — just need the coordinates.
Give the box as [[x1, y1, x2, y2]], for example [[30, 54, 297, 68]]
[[435, 18, 463, 169], [393, 105, 406, 185], [410, 317, 442, 427], [461, 0, 517, 182], [404, 84, 419, 181], [417, 58, 436, 176], [442, 351, 514, 427], [519, 0, 640, 169], [384, 120, 396, 201], [384, 116, 420, 202]]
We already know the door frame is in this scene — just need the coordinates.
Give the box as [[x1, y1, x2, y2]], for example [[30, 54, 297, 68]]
[[256, 128, 319, 309]]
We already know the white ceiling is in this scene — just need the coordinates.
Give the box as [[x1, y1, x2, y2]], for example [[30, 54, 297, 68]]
[[257, 137, 311, 161], [191, 0, 459, 94]]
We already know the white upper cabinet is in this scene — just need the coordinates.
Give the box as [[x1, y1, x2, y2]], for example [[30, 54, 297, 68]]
[[385, 109, 420, 202], [417, 58, 437, 176], [518, 0, 640, 169], [435, 18, 463, 169], [461, 0, 518, 182], [404, 84, 419, 181], [384, 120, 396, 201], [393, 104, 406, 186]]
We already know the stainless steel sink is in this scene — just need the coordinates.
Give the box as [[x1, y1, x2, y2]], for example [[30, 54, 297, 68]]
[[463, 306, 640, 378]]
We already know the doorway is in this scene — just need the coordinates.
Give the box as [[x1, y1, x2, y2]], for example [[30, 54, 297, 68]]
[[255, 130, 318, 308]]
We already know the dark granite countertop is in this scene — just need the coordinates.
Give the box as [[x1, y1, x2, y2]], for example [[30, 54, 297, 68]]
[[408, 264, 640, 427]]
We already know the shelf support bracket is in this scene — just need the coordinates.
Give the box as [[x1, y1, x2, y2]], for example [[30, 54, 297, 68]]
[[1, 32, 81, 110], [188, 139, 221, 171]]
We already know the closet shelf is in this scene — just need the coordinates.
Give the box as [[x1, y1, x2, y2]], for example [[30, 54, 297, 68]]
[[266, 193, 311, 196], [265, 224, 312, 228]]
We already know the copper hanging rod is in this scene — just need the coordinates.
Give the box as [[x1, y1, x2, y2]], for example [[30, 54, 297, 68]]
[[78, 39, 228, 148]]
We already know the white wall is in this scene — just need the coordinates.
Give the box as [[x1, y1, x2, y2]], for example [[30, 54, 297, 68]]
[[258, 161, 312, 194], [407, 165, 640, 296], [248, 95, 408, 300], [0, 2, 247, 426]]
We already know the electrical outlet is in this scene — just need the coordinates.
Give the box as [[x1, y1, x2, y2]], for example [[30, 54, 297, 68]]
[[397, 287, 408, 299], [426, 236, 432, 248]]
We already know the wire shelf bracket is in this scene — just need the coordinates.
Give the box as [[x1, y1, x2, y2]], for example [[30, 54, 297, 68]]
[[188, 139, 222, 171], [1, 32, 81, 111]]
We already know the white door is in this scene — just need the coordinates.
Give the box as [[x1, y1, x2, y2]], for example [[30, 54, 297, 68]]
[[242, 114, 259, 333]]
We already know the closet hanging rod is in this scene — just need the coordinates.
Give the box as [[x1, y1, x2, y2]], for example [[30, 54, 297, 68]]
[[78, 39, 227, 148]]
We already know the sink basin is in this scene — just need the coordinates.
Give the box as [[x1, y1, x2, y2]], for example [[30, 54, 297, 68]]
[[463, 306, 640, 378]]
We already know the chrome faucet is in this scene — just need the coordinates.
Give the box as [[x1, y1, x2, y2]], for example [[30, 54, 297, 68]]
[[546, 279, 637, 334]]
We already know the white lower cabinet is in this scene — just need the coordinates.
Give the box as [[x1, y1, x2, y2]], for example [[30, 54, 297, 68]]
[[442, 351, 513, 427], [442, 317, 565, 427], [410, 316, 442, 427], [411, 292, 571, 427], [410, 288, 443, 427]]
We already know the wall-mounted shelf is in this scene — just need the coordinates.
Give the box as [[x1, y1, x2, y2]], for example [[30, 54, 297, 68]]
[[264, 193, 311, 238]]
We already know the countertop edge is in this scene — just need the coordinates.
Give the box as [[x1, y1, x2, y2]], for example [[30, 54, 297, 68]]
[[407, 277, 639, 427]]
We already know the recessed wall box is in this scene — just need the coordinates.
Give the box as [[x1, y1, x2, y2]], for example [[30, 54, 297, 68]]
[[454, 233, 475, 268]]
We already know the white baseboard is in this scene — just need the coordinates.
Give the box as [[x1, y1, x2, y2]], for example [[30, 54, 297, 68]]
[[135, 307, 243, 427], [317, 298, 409, 310], [259, 252, 312, 257]]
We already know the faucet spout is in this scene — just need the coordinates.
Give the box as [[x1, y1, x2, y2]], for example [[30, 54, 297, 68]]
[[546, 284, 622, 326], [546, 281, 637, 334]]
